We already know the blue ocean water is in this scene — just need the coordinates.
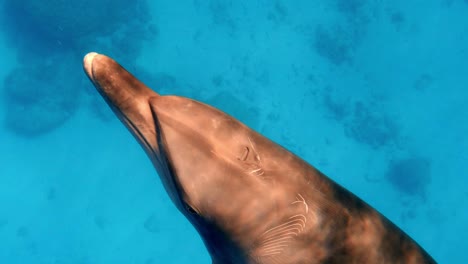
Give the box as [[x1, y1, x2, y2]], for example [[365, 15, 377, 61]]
[[0, 0, 466, 263]]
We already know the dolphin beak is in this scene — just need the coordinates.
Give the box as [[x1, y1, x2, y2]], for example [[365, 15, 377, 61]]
[[83, 52, 98, 80], [83, 52, 161, 160]]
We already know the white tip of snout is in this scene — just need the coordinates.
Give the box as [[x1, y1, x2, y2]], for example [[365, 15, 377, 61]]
[[83, 52, 99, 78]]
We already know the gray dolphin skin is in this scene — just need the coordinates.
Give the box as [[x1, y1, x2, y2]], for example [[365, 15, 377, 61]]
[[83, 52, 436, 264]]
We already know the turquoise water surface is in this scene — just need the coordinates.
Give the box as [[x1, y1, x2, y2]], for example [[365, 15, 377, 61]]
[[0, 1, 467, 263]]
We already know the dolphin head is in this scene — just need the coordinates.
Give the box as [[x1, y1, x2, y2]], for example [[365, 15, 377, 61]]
[[83, 53, 275, 263], [83, 53, 438, 264]]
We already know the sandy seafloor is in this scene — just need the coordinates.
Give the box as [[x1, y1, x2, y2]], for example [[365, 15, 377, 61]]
[[0, 1, 467, 263]]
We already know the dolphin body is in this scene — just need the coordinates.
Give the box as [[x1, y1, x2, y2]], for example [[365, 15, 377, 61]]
[[83, 52, 436, 264]]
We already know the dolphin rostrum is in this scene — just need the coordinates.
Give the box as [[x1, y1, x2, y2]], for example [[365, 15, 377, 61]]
[[83, 52, 436, 264]]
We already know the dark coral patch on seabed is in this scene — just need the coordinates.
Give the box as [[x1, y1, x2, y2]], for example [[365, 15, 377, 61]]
[[2, 52, 82, 137], [385, 157, 431, 198], [0, 0, 156, 137], [1, 0, 150, 51], [345, 101, 400, 149], [314, 25, 354, 66]]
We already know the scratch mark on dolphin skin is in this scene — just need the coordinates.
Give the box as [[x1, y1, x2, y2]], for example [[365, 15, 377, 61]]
[[238, 146, 250, 161], [253, 195, 311, 259], [292, 193, 309, 213], [236, 137, 266, 178], [248, 137, 261, 162], [254, 214, 307, 257]]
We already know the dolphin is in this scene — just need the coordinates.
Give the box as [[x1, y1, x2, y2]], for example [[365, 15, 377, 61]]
[[83, 52, 436, 264]]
